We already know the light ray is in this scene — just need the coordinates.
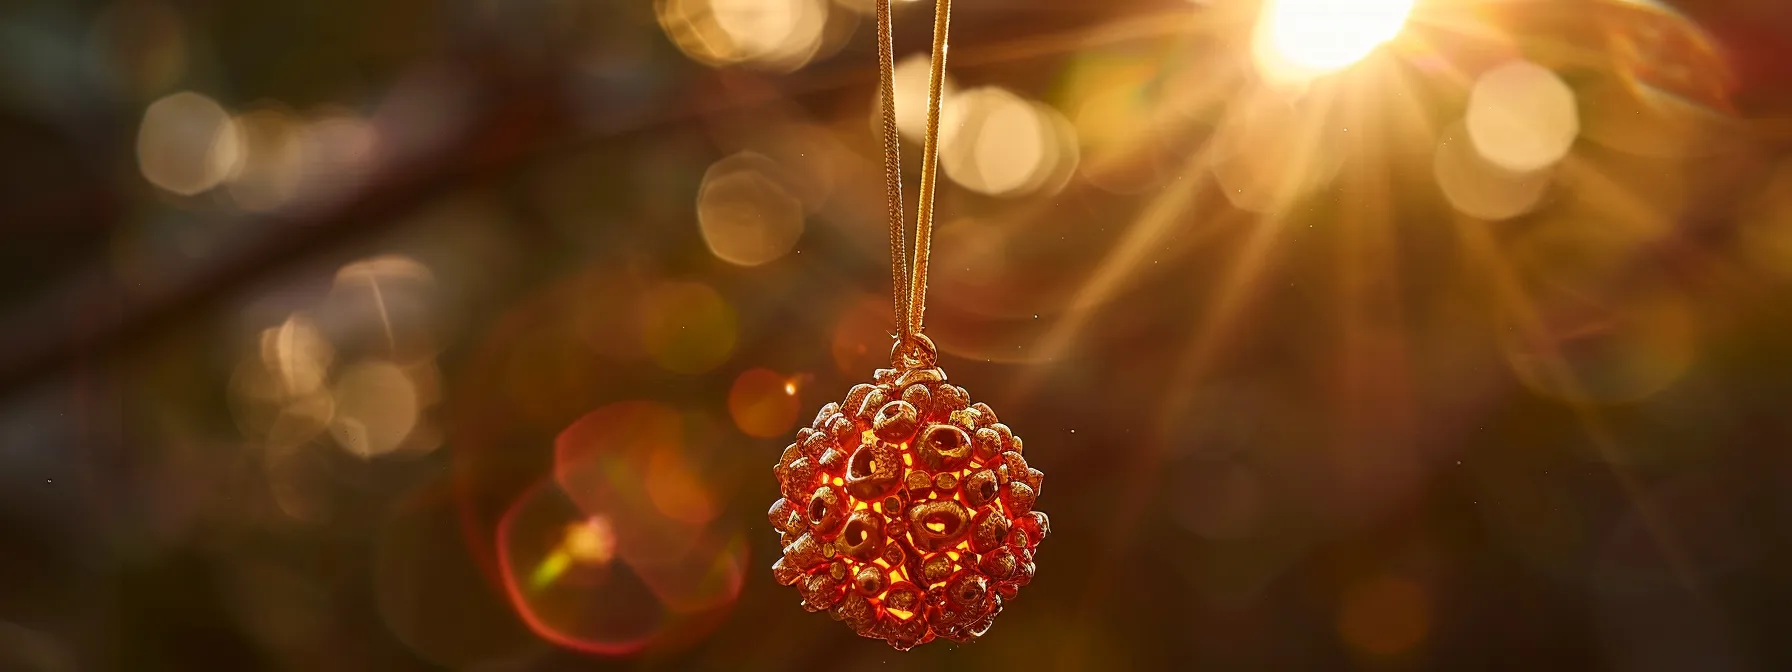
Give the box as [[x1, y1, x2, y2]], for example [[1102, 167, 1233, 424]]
[[1009, 149, 1220, 397], [1451, 214, 1722, 618], [1061, 186, 1291, 668]]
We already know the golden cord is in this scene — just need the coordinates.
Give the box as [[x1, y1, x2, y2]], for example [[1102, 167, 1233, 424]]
[[907, 0, 952, 342], [875, 0, 909, 336], [876, 0, 953, 355]]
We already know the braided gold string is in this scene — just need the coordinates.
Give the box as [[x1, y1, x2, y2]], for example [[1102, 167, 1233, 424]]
[[874, 0, 908, 335], [876, 0, 952, 350], [906, 0, 952, 341]]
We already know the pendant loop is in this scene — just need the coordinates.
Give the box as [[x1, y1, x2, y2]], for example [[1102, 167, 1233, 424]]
[[890, 332, 938, 371]]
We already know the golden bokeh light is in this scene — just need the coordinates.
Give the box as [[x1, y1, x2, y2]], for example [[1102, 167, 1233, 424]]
[[1338, 575, 1430, 657], [887, 53, 959, 142], [831, 0, 921, 13], [335, 255, 435, 287], [658, 0, 828, 72], [296, 109, 379, 201], [259, 313, 334, 398], [713, 0, 825, 67], [137, 91, 241, 196], [727, 368, 800, 438], [940, 88, 1076, 197], [696, 152, 806, 266], [328, 254, 441, 364], [227, 106, 306, 212], [230, 315, 338, 455], [1467, 60, 1580, 173], [726, 123, 842, 214], [1433, 121, 1552, 221], [329, 360, 421, 458], [657, 0, 733, 67], [639, 281, 738, 374], [263, 391, 337, 454], [1252, 0, 1413, 84], [1028, 101, 1081, 196]]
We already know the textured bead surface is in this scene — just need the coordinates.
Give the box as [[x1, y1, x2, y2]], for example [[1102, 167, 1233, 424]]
[[769, 365, 1047, 650]]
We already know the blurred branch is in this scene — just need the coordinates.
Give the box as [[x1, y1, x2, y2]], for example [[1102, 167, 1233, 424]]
[[0, 0, 1784, 404], [0, 7, 1185, 403], [0, 56, 567, 401]]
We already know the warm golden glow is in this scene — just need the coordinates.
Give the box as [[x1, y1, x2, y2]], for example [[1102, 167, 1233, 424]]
[[1210, 92, 1343, 214], [336, 255, 435, 286], [1433, 121, 1552, 221], [658, 0, 828, 72], [328, 361, 420, 459], [226, 106, 305, 211], [885, 53, 959, 142], [1252, 0, 1413, 83], [729, 368, 803, 438], [1466, 60, 1580, 172], [940, 88, 1076, 197], [137, 91, 240, 195], [697, 152, 805, 267], [258, 313, 333, 398], [328, 254, 440, 365]]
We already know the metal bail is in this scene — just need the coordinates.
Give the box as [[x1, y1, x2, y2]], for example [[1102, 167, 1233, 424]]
[[889, 332, 938, 371]]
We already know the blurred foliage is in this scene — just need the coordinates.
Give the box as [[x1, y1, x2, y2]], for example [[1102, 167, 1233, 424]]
[[3, 0, 1792, 670]]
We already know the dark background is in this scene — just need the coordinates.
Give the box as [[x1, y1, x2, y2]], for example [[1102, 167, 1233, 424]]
[[4, 0, 1792, 669]]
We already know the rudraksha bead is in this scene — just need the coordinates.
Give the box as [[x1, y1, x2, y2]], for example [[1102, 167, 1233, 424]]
[[768, 336, 1048, 649]]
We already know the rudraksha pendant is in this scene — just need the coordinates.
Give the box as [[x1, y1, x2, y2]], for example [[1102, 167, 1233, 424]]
[[768, 335, 1048, 650]]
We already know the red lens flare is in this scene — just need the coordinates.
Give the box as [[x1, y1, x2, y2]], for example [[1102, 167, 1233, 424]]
[[497, 477, 747, 656]]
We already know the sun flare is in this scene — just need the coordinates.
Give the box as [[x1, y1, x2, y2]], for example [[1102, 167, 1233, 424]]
[[1253, 0, 1415, 83]]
